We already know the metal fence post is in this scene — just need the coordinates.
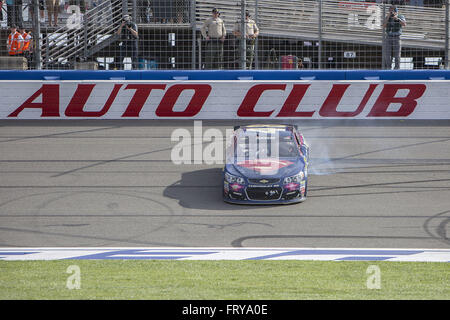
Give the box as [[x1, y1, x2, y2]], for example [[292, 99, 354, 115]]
[[318, 0, 322, 69], [446, 0, 450, 69], [32, 0, 41, 69], [83, 11, 88, 59], [381, 2, 386, 69], [240, 0, 247, 70], [255, 0, 259, 70], [191, 0, 197, 69], [198, 38, 202, 69], [132, 0, 137, 23], [122, 0, 128, 16]]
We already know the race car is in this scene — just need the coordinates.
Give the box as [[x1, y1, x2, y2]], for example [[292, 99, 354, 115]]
[[223, 124, 310, 204]]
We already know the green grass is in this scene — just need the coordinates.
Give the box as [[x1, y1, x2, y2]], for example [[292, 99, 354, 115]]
[[0, 260, 448, 299]]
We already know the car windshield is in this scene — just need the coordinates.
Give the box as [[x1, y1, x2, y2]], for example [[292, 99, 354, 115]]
[[234, 130, 300, 159]]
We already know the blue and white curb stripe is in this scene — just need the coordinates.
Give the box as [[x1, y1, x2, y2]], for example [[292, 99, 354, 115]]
[[0, 248, 449, 262]]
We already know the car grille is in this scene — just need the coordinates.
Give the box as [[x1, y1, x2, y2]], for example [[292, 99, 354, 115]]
[[246, 187, 283, 201], [248, 178, 280, 184]]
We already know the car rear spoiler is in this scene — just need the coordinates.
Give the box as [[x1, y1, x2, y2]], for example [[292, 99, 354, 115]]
[[234, 124, 298, 130]]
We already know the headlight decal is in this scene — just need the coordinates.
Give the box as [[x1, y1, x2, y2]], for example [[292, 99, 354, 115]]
[[225, 172, 245, 185], [283, 172, 305, 184]]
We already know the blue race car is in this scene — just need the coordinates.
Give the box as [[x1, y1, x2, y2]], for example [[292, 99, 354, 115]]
[[223, 124, 310, 204]]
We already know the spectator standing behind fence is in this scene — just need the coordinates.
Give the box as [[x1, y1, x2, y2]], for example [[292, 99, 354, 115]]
[[19, 26, 32, 68], [7, 25, 23, 56], [201, 8, 226, 69], [46, 0, 60, 27], [137, 0, 150, 23], [6, 0, 23, 27], [116, 14, 139, 70], [153, 0, 175, 23], [233, 10, 259, 69], [16, 0, 23, 26], [28, 0, 46, 24], [6, 0, 13, 26], [383, 5, 406, 70]]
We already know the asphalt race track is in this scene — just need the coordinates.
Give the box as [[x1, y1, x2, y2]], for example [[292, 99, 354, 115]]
[[0, 120, 449, 249]]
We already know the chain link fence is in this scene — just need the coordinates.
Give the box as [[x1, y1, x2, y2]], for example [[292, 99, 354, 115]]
[[0, 0, 448, 70]]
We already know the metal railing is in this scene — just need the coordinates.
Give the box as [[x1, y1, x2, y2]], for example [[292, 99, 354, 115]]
[[195, 0, 446, 49], [41, 0, 124, 68], [1, 0, 449, 70], [195, 0, 448, 69]]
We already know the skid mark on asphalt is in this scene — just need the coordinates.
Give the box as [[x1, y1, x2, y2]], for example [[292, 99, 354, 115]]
[[423, 210, 450, 246], [177, 222, 274, 230], [230, 234, 436, 248], [0, 226, 188, 247], [312, 178, 450, 192], [0, 190, 182, 246], [50, 139, 214, 177], [0, 126, 122, 144], [50, 147, 175, 177], [315, 138, 450, 167]]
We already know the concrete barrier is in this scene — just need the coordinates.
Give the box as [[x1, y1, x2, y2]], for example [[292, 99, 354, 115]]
[[1, 80, 448, 119], [0, 56, 27, 70], [74, 62, 99, 70]]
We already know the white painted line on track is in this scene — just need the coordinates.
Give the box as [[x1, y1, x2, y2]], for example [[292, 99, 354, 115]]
[[0, 248, 449, 262]]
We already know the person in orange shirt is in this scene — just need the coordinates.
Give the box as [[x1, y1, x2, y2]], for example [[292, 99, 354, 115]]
[[7, 25, 24, 56], [18, 27, 32, 52]]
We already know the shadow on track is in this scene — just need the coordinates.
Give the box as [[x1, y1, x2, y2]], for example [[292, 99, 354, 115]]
[[163, 167, 282, 211]]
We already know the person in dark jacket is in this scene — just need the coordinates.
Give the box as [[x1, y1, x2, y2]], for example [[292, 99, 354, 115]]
[[116, 14, 139, 69], [383, 5, 406, 69]]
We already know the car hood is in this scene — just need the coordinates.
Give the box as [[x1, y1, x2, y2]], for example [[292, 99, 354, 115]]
[[226, 157, 305, 179]]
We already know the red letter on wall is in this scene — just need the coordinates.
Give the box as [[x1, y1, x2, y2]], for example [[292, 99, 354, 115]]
[[122, 84, 166, 117], [319, 84, 378, 117], [155, 84, 211, 117], [368, 84, 426, 117], [65, 84, 123, 117], [237, 84, 286, 117], [277, 84, 313, 117], [8, 84, 60, 117]]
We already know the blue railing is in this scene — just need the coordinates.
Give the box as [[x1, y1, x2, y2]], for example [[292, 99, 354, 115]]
[[0, 70, 449, 81]]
